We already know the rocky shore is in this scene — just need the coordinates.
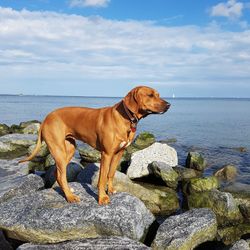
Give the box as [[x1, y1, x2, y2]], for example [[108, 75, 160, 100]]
[[0, 121, 249, 250]]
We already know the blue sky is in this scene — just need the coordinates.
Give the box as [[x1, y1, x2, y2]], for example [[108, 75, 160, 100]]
[[0, 0, 250, 97]]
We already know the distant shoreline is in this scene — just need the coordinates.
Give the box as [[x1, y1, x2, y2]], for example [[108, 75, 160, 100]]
[[0, 94, 250, 100]]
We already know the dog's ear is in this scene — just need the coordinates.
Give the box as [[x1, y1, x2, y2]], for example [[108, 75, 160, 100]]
[[123, 87, 142, 114]]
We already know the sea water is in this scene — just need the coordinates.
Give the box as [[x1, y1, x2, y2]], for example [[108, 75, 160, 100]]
[[1, 95, 250, 186]]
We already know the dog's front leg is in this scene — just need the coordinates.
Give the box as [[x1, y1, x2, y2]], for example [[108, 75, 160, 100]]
[[98, 151, 113, 205], [107, 149, 124, 195]]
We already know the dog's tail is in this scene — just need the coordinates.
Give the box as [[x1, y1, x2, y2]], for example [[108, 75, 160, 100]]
[[19, 124, 43, 163]]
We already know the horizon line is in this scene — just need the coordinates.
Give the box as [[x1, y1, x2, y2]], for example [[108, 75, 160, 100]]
[[0, 93, 250, 99]]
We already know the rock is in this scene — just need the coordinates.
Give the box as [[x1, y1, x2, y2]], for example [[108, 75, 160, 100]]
[[28, 141, 49, 159], [214, 165, 237, 181], [0, 158, 30, 177], [0, 158, 44, 204], [148, 161, 178, 189], [22, 123, 40, 134], [229, 240, 250, 250], [159, 138, 177, 144], [0, 134, 38, 147], [152, 208, 217, 250], [0, 124, 10, 137], [127, 142, 178, 179], [9, 121, 40, 134], [187, 189, 243, 226], [217, 223, 250, 245], [27, 142, 50, 172], [133, 132, 155, 150], [188, 176, 219, 193], [0, 134, 37, 159], [222, 182, 250, 195], [173, 165, 200, 180], [9, 124, 23, 134], [17, 236, 150, 250], [28, 161, 46, 172], [0, 174, 44, 203], [186, 152, 206, 171], [19, 120, 40, 128], [233, 147, 247, 152], [0, 230, 12, 250], [45, 154, 55, 168], [229, 193, 250, 221], [78, 144, 101, 163], [77, 163, 179, 215], [45, 160, 83, 187], [118, 143, 141, 171], [0, 182, 154, 243]]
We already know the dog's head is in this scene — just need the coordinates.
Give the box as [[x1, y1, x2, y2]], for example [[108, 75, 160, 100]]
[[123, 86, 170, 118]]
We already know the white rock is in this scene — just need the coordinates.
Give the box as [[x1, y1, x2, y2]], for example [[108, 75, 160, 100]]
[[127, 142, 178, 179]]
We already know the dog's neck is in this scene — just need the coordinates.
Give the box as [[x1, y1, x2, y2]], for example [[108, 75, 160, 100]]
[[121, 101, 139, 132]]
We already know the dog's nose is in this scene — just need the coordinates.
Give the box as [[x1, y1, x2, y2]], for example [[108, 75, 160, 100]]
[[166, 102, 171, 109]]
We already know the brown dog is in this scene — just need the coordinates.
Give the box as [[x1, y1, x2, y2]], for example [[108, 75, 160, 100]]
[[20, 86, 170, 205]]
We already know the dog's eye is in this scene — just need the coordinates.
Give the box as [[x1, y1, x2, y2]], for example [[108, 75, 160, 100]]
[[148, 94, 154, 98]]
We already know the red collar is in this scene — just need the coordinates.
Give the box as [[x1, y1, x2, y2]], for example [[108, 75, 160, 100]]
[[122, 101, 139, 132]]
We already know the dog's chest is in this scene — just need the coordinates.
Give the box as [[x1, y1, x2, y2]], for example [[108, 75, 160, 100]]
[[119, 140, 132, 149]]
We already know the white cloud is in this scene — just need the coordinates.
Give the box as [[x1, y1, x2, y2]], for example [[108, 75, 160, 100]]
[[210, 0, 244, 19], [69, 0, 110, 8], [0, 7, 250, 96]]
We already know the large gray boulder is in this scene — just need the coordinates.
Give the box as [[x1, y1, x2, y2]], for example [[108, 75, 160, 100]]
[[127, 142, 178, 179], [0, 158, 44, 203], [152, 208, 217, 250], [0, 182, 154, 243], [17, 236, 150, 250], [77, 163, 179, 215], [0, 158, 29, 177], [0, 173, 44, 203], [0, 134, 37, 159]]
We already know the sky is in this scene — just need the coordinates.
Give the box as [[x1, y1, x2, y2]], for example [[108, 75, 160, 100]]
[[0, 0, 250, 97]]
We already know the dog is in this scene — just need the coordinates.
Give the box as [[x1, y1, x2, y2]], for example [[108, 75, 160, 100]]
[[20, 86, 170, 205]]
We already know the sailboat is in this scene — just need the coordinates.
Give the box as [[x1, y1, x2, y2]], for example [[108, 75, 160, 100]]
[[172, 93, 175, 98]]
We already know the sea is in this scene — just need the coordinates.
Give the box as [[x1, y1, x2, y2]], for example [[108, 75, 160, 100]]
[[1, 95, 250, 188]]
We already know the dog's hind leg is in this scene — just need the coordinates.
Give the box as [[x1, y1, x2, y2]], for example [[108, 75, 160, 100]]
[[46, 137, 79, 203]]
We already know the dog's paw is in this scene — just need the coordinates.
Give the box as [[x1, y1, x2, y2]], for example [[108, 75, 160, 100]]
[[66, 194, 80, 203], [108, 187, 117, 195], [98, 194, 110, 205]]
